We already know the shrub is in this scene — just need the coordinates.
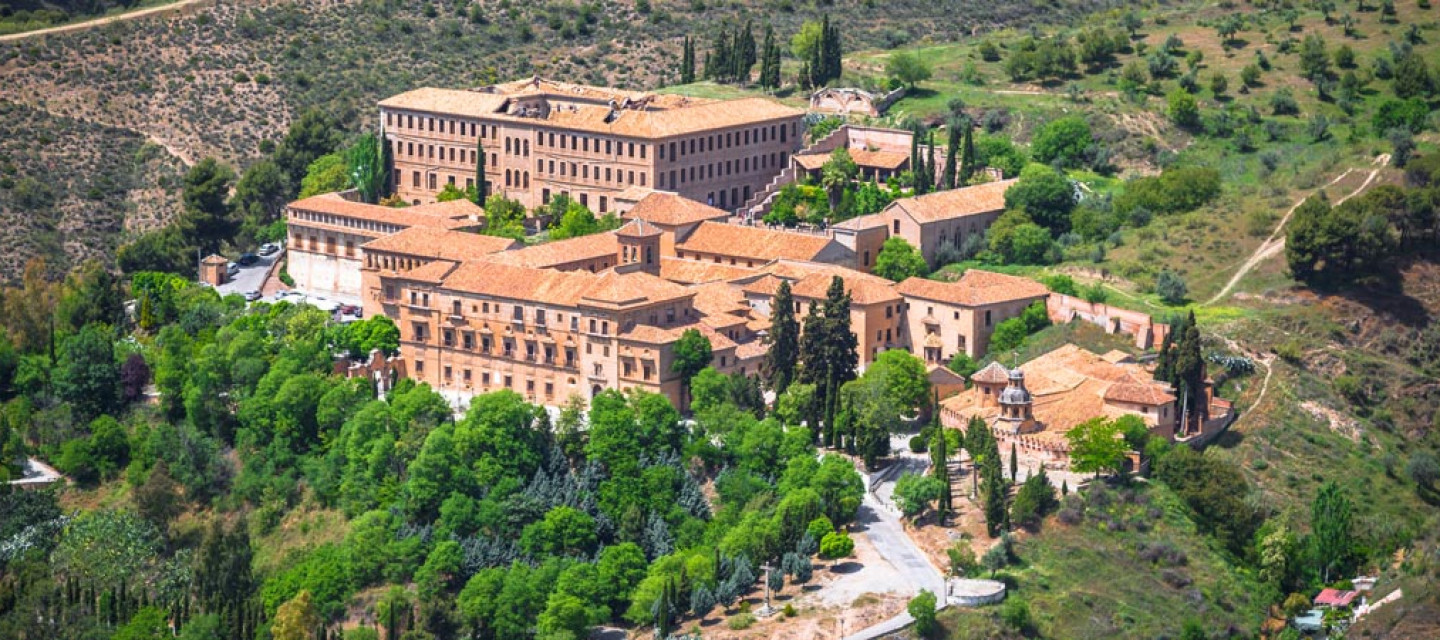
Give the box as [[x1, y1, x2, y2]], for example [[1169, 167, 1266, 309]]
[[819, 530, 855, 559], [727, 613, 756, 630], [1155, 270, 1188, 305], [1000, 598, 1032, 633], [908, 590, 938, 636], [909, 435, 928, 453]]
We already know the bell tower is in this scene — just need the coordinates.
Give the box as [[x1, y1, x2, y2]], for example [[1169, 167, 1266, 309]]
[[615, 218, 662, 275], [994, 368, 1038, 435]]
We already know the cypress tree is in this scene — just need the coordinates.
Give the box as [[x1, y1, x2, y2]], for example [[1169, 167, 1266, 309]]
[[475, 138, 487, 204], [909, 130, 920, 191], [960, 123, 975, 182], [983, 459, 1008, 537], [925, 130, 938, 193], [681, 36, 696, 84], [1010, 442, 1018, 482], [765, 280, 800, 395], [739, 21, 757, 83], [1175, 310, 1206, 425], [807, 39, 823, 89], [942, 120, 960, 191], [761, 25, 781, 90]]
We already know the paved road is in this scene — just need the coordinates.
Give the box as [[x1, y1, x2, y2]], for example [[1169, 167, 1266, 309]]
[[844, 459, 948, 640], [215, 250, 281, 298]]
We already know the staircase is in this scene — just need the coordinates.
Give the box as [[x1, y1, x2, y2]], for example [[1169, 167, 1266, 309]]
[[742, 124, 853, 218]]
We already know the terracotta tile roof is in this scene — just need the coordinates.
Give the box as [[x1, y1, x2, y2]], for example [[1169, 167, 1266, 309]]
[[407, 198, 485, 218], [380, 82, 801, 139], [398, 259, 460, 283], [832, 214, 887, 230], [970, 362, 1011, 384], [434, 261, 599, 306], [1101, 349, 1134, 364], [928, 365, 968, 385], [288, 193, 473, 230], [944, 344, 1179, 445], [579, 270, 694, 308], [794, 149, 908, 171], [789, 270, 901, 306], [625, 192, 731, 227], [739, 273, 788, 298], [361, 227, 519, 261], [659, 258, 756, 285], [687, 281, 752, 316], [379, 87, 510, 118], [618, 321, 737, 351], [678, 222, 847, 263], [1315, 589, 1359, 608], [483, 233, 618, 269], [734, 340, 769, 360], [616, 218, 662, 238], [888, 179, 1017, 224], [1104, 381, 1176, 405], [896, 270, 1049, 307]]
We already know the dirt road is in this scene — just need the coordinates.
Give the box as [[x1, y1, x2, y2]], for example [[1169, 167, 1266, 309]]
[[0, 0, 204, 43]]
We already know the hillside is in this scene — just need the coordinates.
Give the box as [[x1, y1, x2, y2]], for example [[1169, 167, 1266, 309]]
[[0, 100, 185, 278], [0, 0, 1111, 281]]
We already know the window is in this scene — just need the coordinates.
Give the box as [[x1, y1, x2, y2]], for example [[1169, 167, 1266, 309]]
[[893, 220, 900, 234], [452, 300, 462, 315], [985, 310, 992, 326]]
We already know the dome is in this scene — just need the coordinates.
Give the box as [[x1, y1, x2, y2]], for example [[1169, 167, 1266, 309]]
[[999, 385, 1032, 405], [999, 368, 1031, 404]]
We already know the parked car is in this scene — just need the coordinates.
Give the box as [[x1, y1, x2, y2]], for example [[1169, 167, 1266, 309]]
[[226, 262, 239, 277], [350, 306, 363, 318], [237, 253, 260, 267], [259, 243, 280, 256], [244, 290, 262, 302]]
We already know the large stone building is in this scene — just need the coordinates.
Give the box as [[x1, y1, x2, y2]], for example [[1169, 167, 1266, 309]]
[[941, 344, 1232, 465], [834, 178, 1015, 271], [895, 270, 1050, 361], [380, 77, 805, 212], [286, 192, 485, 298], [294, 181, 1103, 409]]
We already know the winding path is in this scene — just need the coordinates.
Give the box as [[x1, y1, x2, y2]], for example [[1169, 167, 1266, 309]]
[[0, 0, 203, 42], [1205, 155, 1390, 306]]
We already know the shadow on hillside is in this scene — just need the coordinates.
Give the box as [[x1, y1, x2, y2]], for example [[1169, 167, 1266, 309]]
[[1316, 257, 1434, 329], [1210, 428, 1245, 450]]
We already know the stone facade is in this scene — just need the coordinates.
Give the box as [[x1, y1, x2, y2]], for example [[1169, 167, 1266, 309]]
[[286, 192, 481, 299], [381, 77, 805, 212]]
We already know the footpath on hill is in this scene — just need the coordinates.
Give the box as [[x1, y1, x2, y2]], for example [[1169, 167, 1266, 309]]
[[1205, 154, 1391, 306]]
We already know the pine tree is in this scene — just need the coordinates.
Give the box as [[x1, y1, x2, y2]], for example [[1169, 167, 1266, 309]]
[[765, 280, 800, 394]]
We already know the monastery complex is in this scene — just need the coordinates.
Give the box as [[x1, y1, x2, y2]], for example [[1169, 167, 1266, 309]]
[[282, 78, 1228, 462]]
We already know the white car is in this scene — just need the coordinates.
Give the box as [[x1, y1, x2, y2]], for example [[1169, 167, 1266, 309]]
[[259, 243, 280, 256]]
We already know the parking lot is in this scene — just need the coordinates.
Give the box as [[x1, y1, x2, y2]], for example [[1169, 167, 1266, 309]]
[[214, 247, 281, 300]]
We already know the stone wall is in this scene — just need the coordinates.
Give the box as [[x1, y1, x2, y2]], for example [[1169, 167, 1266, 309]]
[[1045, 294, 1170, 349]]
